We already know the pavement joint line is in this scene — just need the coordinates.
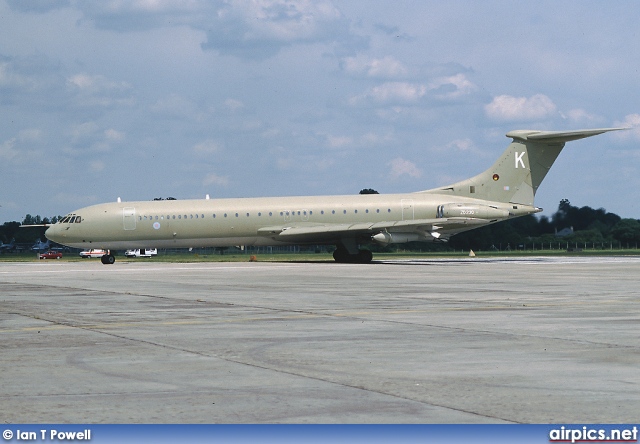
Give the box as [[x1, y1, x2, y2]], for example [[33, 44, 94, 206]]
[[5, 306, 515, 423], [5, 295, 638, 352], [4, 277, 639, 353]]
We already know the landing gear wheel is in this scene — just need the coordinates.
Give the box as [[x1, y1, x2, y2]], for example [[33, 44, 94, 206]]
[[333, 248, 350, 263], [101, 254, 115, 265], [332, 248, 373, 264], [357, 249, 373, 263]]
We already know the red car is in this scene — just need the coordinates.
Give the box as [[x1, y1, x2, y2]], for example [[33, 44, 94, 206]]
[[39, 251, 62, 260]]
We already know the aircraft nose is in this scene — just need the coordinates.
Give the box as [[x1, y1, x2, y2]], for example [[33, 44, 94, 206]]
[[45, 224, 62, 243]]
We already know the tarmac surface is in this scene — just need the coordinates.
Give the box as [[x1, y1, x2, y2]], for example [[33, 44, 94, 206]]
[[1, 256, 639, 423]]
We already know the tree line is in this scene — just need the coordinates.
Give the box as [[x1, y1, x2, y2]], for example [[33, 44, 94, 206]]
[[0, 215, 60, 244], [447, 199, 640, 251]]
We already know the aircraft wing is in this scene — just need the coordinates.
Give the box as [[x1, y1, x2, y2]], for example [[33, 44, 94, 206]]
[[256, 217, 492, 243]]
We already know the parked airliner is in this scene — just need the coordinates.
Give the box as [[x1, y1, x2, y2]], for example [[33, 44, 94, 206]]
[[45, 128, 623, 264]]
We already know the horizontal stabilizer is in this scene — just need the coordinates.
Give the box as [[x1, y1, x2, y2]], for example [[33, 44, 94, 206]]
[[506, 128, 627, 143]]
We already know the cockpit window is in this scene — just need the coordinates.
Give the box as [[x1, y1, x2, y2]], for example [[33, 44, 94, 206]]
[[59, 214, 82, 224]]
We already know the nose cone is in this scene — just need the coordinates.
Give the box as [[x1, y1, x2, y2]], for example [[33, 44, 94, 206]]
[[45, 224, 62, 244]]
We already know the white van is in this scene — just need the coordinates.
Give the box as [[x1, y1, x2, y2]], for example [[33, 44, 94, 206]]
[[124, 248, 158, 258]]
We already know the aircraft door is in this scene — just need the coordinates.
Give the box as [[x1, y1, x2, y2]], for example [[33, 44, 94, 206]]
[[401, 199, 414, 221], [123, 207, 136, 230]]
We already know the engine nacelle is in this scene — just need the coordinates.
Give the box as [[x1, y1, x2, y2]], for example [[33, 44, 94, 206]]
[[437, 203, 509, 219], [372, 232, 426, 245]]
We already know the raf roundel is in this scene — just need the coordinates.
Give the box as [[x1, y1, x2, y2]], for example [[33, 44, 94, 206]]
[[153, 222, 161, 230]]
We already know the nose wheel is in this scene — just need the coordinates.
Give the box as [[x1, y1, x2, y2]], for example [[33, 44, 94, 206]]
[[100, 254, 115, 264]]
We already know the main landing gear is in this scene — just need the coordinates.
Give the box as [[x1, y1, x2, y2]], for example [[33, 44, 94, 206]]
[[100, 254, 115, 264], [332, 241, 373, 264]]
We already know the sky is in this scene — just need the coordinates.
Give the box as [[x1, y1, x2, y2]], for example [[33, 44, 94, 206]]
[[1, 0, 640, 224]]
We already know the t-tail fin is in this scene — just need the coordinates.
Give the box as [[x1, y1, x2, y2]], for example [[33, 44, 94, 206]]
[[423, 128, 625, 206]]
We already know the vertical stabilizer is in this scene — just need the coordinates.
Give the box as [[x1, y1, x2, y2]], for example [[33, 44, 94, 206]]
[[422, 128, 624, 206]]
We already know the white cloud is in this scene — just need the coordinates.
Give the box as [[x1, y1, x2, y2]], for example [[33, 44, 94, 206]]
[[435, 138, 485, 157], [484, 94, 557, 122], [65, 124, 123, 155], [202, 0, 354, 58], [326, 135, 352, 148], [18, 128, 43, 142], [360, 132, 393, 146], [617, 113, 640, 127], [388, 157, 421, 179], [614, 114, 640, 141], [89, 141, 112, 153], [0, 61, 30, 88], [261, 128, 281, 138], [447, 138, 475, 152], [70, 121, 100, 143], [193, 139, 222, 155], [232, 0, 340, 41], [69, 0, 356, 59], [67, 73, 131, 93], [0, 134, 43, 165], [562, 108, 600, 123], [453, 139, 474, 151], [104, 128, 125, 142], [341, 55, 408, 78], [0, 138, 19, 162], [203, 173, 229, 187], [352, 82, 427, 105], [72, 1, 206, 31], [67, 73, 134, 108], [150, 94, 201, 119], [351, 74, 474, 106], [0, 56, 56, 94], [428, 73, 476, 99], [323, 131, 392, 149], [225, 98, 244, 112], [67, 73, 96, 90], [89, 160, 105, 172], [276, 156, 294, 170]]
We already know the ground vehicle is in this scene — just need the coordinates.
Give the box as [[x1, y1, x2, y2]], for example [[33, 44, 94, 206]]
[[125, 248, 157, 258], [39, 251, 62, 259], [79, 249, 108, 258]]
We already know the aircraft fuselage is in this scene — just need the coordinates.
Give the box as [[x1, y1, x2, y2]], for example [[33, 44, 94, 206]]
[[46, 192, 525, 250]]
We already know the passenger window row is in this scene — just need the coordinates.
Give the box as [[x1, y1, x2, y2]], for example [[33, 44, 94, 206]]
[[137, 208, 394, 221]]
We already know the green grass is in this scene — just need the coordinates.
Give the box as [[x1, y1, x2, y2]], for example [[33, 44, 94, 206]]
[[3, 248, 640, 263]]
